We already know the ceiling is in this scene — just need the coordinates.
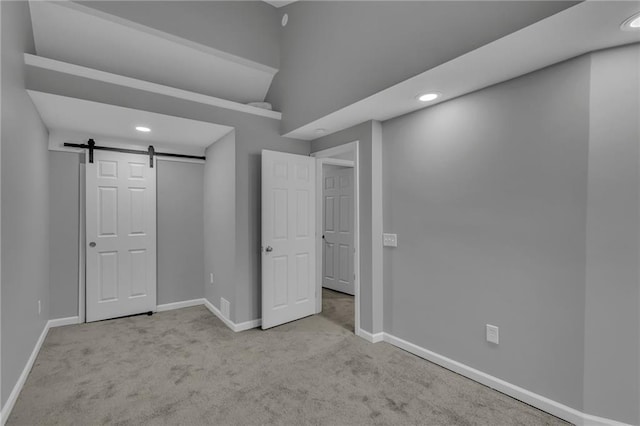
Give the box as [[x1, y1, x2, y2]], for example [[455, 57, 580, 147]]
[[284, 1, 640, 140], [28, 91, 234, 155], [263, 0, 298, 8], [29, 1, 277, 104]]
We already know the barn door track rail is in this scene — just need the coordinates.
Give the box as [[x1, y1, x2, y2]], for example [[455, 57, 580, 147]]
[[64, 139, 206, 167]]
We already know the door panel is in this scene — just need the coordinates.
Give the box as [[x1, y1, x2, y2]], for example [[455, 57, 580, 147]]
[[86, 150, 157, 322], [262, 150, 316, 329], [322, 165, 355, 295]]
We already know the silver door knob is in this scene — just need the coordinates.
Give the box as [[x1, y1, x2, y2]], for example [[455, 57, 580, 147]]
[[265, 246, 273, 252], [89, 242, 96, 247]]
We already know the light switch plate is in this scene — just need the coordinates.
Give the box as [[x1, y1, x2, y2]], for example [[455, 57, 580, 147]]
[[383, 233, 398, 247], [486, 324, 499, 344]]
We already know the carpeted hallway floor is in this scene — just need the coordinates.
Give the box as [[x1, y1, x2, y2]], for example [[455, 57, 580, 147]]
[[8, 289, 568, 425]]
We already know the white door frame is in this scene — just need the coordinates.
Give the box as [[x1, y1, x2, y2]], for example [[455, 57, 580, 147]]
[[312, 141, 360, 334]]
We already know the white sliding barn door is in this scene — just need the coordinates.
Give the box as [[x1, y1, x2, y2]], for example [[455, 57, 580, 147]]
[[261, 150, 316, 329], [322, 165, 355, 295], [86, 150, 157, 322]]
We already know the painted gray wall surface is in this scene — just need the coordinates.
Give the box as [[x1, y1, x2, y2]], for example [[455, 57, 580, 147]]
[[157, 160, 205, 305], [204, 132, 236, 318], [49, 151, 80, 319], [48, 153, 206, 318], [1, 0, 50, 406], [269, 1, 578, 133], [311, 121, 383, 334], [583, 44, 640, 425], [382, 57, 591, 410], [78, 1, 280, 70]]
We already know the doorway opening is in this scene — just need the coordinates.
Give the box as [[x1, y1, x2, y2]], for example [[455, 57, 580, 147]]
[[312, 141, 360, 334]]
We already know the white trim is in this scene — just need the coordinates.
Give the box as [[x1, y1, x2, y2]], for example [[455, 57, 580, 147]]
[[1, 321, 49, 426], [24, 54, 282, 121], [203, 299, 261, 332], [156, 298, 205, 312], [382, 332, 631, 426], [320, 158, 355, 168], [48, 316, 80, 328], [78, 162, 86, 324], [312, 141, 361, 339], [357, 329, 384, 343]]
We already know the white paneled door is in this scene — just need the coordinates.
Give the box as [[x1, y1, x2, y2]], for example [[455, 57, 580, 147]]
[[261, 150, 316, 329], [322, 166, 355, 295], [86, 150, 157, 322]]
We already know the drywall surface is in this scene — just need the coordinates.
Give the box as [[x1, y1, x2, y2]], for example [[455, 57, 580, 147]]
[[77, 1, 280, 70], [382, 57, 591, 410], [311, 120, 383, 334], [204, 132, 236, 318], [48, 153, 206, 318], [49, 151, 80, 319], [270, 1, 578, 133], [157, 160, 205, 305], [1, 0, 50, 407], [583, 44, 640, 425]]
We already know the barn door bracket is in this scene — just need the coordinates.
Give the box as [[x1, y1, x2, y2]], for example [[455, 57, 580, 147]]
[[148, 145, 155, 168]]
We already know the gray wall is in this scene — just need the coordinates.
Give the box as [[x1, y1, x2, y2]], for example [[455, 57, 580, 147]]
[[204, 132, 236, 318], [49, 152, 80, 319], [269, 1, 578, 133], [157, 160, 205, 305], [583, 44, 640, 425], [1, 0, 50, 407], [78, 1, 280, 70], [381, 57, 591, 411], [311, 121, 383, 334], [48, 153, 206, 318]]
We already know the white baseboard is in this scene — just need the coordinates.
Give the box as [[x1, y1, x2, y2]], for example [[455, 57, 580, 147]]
[[382, 332, 631, 426], [357, 328, 384, 343], [202, 299, 261, 332], [1, 320, 50, 426], [48, 316, 80, 328], [156, 298, 205, 312]]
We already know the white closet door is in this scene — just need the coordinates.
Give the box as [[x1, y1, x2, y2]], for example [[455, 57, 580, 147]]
[[86, 150, 157, 322]]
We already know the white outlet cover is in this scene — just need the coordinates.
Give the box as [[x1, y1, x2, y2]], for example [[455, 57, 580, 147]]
[[486, 324, 499, 344], [383, 233, 398, 247], [210, 273, 214, 284]]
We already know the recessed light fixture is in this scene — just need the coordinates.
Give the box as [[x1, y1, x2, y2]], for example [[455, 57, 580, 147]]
[[282, 13, 288, 27], [621, 12, 640, 30], [135, 126, 151, 132], [417, 93, 440, 102]]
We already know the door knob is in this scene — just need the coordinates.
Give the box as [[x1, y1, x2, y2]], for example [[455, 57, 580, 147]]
[[265, 246, 273, 252], [89, 242, 96, 247]]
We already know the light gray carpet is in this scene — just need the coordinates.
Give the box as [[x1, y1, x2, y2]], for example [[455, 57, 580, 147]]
[[8, 290, 568, 425]]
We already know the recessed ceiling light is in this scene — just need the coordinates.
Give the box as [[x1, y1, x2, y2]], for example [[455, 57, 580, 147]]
[[282, 13, 288, 27], [417, 93, 440, 102], [621, 12, 640, 30], [135, 126, 151, 132]]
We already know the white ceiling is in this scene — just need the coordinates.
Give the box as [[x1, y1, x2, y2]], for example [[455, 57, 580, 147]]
[[27, 91, 234, 155], [284, 1, 640, 140], [29, 1, 277, 105]]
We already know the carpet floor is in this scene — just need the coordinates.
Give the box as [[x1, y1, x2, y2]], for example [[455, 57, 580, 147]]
[[8, 289, 568, 425]]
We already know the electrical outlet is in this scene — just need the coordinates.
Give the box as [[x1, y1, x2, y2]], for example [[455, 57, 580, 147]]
[[38, 300, 41, 316], [383, 233, 398, 247], [486, 324, 499, 344], [210, 273, 214, 284]]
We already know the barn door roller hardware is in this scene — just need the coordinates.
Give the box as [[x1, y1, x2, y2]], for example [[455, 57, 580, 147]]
[[64, 139, 206, 167]]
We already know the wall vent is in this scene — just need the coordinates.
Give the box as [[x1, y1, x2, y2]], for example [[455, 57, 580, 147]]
[[221, 298, 230, 319]]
